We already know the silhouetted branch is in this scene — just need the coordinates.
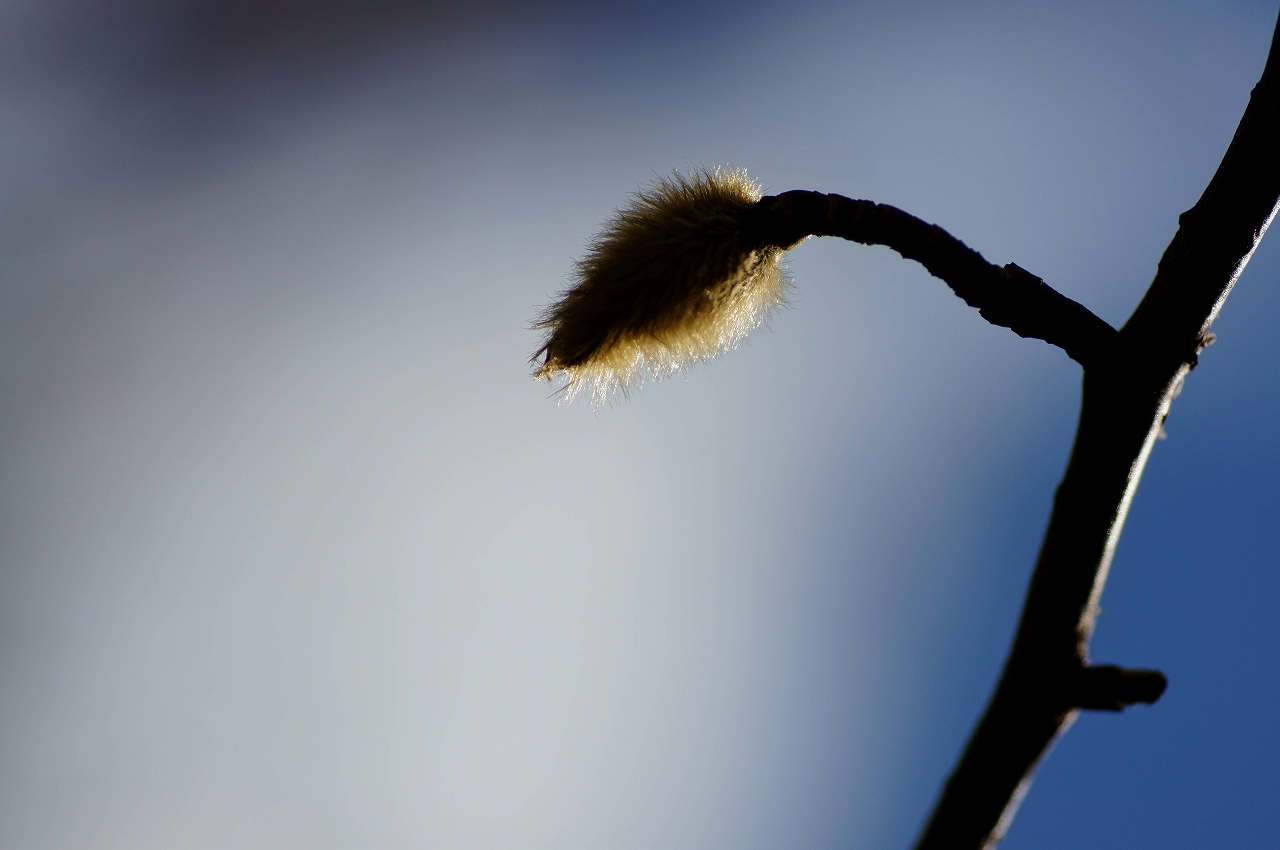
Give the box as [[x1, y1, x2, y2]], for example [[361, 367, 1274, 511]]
[[537, 12, 1278, 842], [914, 11, 1280, 849], [1072, 665, 1168, 712], [742, 192, 1118, 369]]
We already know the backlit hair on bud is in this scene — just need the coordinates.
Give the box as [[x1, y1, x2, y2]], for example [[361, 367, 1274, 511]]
[[531, 167, 792, 405]]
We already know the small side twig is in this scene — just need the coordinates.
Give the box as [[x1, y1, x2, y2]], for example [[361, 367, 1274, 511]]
[[1072, 665, 1168, 712], [742, 192, 1118, 369]]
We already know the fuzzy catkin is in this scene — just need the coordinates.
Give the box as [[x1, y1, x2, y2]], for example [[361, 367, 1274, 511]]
[[531, 167, 791, 404]]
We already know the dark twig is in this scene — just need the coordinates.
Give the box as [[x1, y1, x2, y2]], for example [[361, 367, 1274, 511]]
[[742, 192, 1119, 369], [911, 11, 1280, 849], [541, 12, 1277, 838]]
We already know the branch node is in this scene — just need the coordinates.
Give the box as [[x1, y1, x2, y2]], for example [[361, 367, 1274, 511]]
[[1073, 665, 1168, 712]]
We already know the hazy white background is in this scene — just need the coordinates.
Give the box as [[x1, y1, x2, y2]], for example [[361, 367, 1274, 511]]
[[1, 1, 1278, 847]]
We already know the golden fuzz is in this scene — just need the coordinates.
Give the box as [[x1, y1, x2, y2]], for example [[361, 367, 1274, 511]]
[[532, 167, 790, 404]]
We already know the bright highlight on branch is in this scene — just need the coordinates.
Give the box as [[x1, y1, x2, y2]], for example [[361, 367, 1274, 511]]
[[531, 168, 799, 404]]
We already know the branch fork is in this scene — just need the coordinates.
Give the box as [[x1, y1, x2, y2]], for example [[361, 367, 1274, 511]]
[[536, 11, 1280, 845]]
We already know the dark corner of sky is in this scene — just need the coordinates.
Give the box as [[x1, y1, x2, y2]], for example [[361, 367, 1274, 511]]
[[17, 0, 756, 94], [4, 2, 558, 172], [2, 0, 782, 182]]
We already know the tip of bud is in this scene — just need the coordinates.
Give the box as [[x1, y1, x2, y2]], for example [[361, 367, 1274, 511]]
[[531, 167, 790, 406]]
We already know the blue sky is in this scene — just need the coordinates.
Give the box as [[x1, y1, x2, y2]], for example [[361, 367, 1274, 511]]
[[1, 2, 1277, 847]]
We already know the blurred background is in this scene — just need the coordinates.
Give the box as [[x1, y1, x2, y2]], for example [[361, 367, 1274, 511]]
[[1, 1, 1277, 847]]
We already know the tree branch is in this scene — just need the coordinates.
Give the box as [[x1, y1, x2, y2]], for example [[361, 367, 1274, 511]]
[[541, 16, 1277, 833], [1072, 665, 1168, 712], [742, 192, 1118, 369], [912, 11, 1280, 849]]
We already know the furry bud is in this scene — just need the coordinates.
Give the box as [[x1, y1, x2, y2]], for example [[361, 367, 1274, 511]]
[[532, 167, 794, 404]]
